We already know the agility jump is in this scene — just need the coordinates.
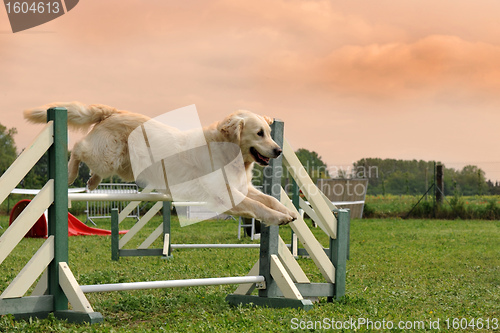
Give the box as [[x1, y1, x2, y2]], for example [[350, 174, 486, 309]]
[[0, 108, 349, 324]]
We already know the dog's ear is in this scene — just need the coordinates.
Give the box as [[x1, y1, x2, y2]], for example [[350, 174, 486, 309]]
[[262, 115, 274, 125], [217, 114, 244, 143]]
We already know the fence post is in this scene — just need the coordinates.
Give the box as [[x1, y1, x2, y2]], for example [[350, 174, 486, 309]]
[[436, 164, 444, 204], [330, 209, 349, 301], [47, 107, 69, 312], [290, 178, 299, 257], [111, 208, 119, 261], [163, 201, 172, 258], [258, 119, 284, 299]]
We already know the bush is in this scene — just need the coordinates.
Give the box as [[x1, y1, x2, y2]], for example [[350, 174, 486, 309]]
[[361, 202, 375, 218]]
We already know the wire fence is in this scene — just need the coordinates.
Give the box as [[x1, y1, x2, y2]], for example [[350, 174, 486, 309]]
[[86, 183, 140, 224]]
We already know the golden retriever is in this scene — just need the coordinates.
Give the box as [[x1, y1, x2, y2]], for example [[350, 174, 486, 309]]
[[24, 102, 297, 226]]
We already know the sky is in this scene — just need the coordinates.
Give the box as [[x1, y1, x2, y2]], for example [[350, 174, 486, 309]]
[[2, 0, 500, 182]]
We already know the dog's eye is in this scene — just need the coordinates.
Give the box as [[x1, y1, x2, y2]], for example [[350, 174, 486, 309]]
[[257, 129, 264, 137]]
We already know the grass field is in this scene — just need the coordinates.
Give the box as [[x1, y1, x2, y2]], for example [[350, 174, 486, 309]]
[[364, 195, 500, 220], [0, 215, 499, 332]]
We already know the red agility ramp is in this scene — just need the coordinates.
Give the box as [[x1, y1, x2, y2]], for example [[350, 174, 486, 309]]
[[67, 212, 129, 236], [9, 199, 128, 238]]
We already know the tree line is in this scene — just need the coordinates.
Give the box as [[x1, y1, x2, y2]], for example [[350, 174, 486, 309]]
[[351, 158, 499, 196]]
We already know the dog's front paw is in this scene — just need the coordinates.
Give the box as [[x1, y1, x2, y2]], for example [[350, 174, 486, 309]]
[[263, 211, 296, 226], [279, 213, 296, 226], [287, 208, 299, 220], [273, 202, 299, 221]]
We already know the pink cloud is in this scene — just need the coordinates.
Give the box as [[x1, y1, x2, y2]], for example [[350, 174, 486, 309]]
[[258, 35, 500, 103]]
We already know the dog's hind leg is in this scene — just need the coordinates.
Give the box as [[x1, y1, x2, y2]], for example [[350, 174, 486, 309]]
[[68, 152, 81, 185], [87, 174, 102, 191]]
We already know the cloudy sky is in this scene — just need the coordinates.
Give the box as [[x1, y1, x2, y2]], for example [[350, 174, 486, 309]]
[[2, 0, 500, 182]]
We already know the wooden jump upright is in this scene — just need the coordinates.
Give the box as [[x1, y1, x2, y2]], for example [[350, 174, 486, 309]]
[[226, 120, 349, 308], [0, 108, 103, 323]]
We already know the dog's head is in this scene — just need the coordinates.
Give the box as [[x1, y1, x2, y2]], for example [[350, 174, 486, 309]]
[[217, 110, 282, 166]]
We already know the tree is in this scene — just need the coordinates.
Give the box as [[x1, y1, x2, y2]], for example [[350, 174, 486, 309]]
[[21, 152, 48, 188], [0, 123, 53, 189], [0, 123, 17, 176], [453, 165, 487, 196], [294, 148, 330, 184], [487, 180, 500, 195]]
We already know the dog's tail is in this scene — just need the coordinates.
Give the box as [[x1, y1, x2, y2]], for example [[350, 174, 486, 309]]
[[23, 101, 118, 131]]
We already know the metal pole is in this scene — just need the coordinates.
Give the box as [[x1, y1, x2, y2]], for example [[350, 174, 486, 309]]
[[425, 167, 428, 201], [69, 193, 169, 202], [171, 244, 261, 249], [80, 276, 265, 293], [433, 162, 436, 217]]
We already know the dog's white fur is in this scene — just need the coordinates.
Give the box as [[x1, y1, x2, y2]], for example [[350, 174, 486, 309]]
[[24, 102, 297, 225]]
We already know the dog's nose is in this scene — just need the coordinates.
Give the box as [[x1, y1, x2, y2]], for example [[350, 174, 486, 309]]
[[274, 147, 282, 157]]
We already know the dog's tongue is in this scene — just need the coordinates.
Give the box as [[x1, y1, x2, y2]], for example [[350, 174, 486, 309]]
[[258, 151, 269, 163]]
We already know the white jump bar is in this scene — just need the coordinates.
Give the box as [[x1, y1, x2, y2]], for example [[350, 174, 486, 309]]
[[331, 200, 365, 206], [69, 193, 171, 202], [171, 244, 261, 249], [68, 193, 206, 206], [170, 244, 291, 249], [80, 276, 265, 293]]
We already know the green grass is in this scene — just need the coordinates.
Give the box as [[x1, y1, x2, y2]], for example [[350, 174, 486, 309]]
[[0, 215, 499, 332]]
